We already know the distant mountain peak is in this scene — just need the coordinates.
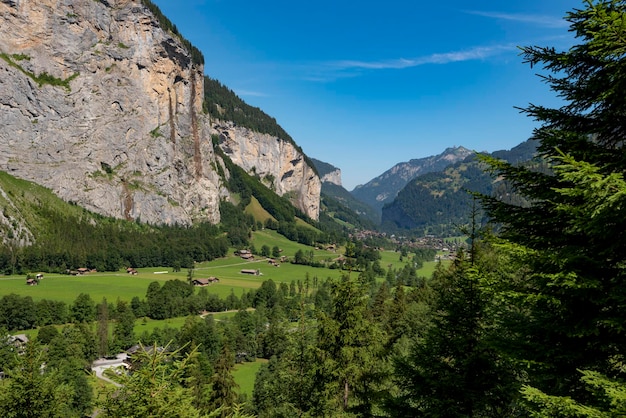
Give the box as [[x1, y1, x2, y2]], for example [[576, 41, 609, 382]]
[[351, 146, 474, 218]]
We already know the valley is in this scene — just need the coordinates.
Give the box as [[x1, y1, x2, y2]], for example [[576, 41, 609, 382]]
[[0, 0, 623, 417]]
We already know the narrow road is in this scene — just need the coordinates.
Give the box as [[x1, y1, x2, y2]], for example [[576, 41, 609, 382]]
[[91, 354, 128, 387]]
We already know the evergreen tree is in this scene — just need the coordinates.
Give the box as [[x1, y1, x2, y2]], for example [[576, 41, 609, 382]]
[[312, 274, 388, 416], [99, 343, 203, 418], [393, 251, 519, 417], [96, 297, 109, 357], [209, 345, 239, 417], [479, 0, 626, 398], [0, 342, 73, 418], [521, 369, 626, 417], [112, 300, 136, 351]]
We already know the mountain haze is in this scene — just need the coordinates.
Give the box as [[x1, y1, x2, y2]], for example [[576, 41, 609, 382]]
[[311, 158, 378, 228]]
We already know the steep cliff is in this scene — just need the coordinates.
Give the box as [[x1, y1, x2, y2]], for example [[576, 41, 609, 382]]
[[214, 120, 321, 220], [0, 0, 222, 225], [310, 158, 342, 187]]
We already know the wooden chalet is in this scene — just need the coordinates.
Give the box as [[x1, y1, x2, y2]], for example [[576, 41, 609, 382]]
[[193, 277, 219, 286]]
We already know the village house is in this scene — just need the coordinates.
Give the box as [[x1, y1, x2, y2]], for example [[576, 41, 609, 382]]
[[240, 269, 260, 276], [7, 334, 29, 355], [192, 277, 219, 286]]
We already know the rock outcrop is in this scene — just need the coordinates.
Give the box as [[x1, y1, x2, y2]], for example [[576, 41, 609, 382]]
[[320, 169, 342, 187], [214, 120, 321, 220], [310, 157, 342, 187], [0, 0, 222, 225]]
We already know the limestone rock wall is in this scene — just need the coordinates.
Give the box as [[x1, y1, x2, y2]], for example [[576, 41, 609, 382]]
[[214, 121, 321, 220], [320, 168, 342, 187], [0, 0, 221, 225]]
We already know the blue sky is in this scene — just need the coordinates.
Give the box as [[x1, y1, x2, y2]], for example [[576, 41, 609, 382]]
[[152, 0, 580, 190]]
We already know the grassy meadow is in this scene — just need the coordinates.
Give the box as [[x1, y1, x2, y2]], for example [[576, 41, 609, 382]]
[[0, 229, 444, 307], [233, 359, 267, 396]]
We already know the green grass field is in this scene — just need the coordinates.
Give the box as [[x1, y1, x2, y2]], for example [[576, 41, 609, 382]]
[[233, 359, 267, 396], [0, 230, 444, 306]]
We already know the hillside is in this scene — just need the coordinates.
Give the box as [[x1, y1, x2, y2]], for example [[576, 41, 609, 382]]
[[351, 146, 475, 220], [310, 158, 378, 227], [381, 140, 538, 236], [0, 0, 321, 225], [310, 158, 341, 186]]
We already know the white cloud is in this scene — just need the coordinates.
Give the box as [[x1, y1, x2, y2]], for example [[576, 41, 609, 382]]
[[467, 10, 569, 28], [328, 44, 516, 72]]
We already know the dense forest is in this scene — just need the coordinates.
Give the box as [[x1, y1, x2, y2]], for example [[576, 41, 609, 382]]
[[2, 1, 626, 417]]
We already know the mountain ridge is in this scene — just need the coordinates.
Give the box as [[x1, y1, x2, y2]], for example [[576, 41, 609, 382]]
[[381, 140, 538, 236], [350, 146, 475, 219]]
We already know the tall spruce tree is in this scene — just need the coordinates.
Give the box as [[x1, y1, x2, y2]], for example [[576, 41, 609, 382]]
[[208, 344, 239, 417], [311, 274, 388, 416], [393, 250, 518, 417], [480, 0, 626, 398]]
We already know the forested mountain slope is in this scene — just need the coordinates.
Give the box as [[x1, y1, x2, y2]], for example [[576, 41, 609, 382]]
[[351, 146, 474, 220], [311, 158, 379, 227], [381, 140, 537, 236]]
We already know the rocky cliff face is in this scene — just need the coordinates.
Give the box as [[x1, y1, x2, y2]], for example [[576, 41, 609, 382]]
[[320, 169, 342, 187], [0, 0, 222, 225], [310, 157, 342, 187], [214, 121, 321, 220]]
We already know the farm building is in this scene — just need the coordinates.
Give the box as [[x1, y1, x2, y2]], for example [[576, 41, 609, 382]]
[[193, 277, 219, 286], [240, 269, 260, 276]]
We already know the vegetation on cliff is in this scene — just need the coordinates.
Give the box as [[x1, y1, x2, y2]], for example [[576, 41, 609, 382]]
[[139, 0, 204, 66], [204, 77, 318, 176]]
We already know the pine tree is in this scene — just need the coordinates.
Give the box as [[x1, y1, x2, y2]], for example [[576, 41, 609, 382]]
[[209, 345, 239, 417], [312, 274, 388, 416], [99, 343, 202, 418], [393, 251, 518, 417], [96, 297, 109, 357], [0, 342, 73, 418], [479, 0, 626, 399], [112, 300, 136, 351]]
